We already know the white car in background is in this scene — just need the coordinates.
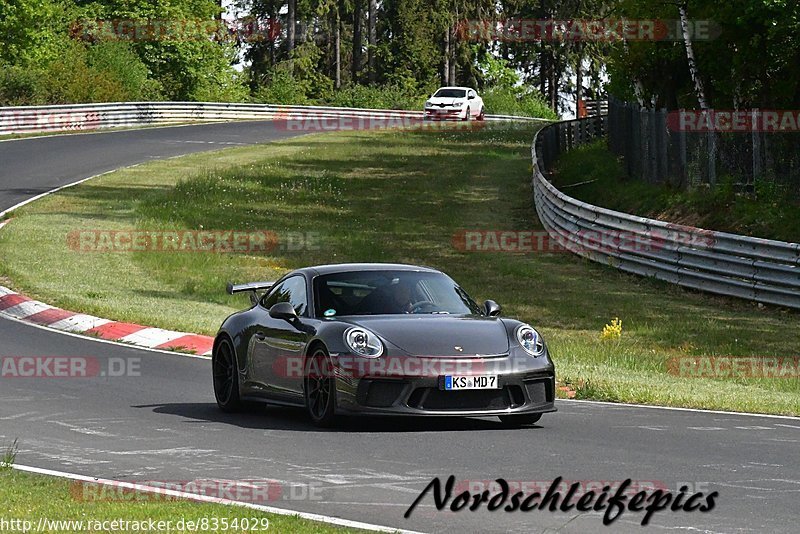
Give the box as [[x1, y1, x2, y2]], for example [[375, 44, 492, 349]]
[[423, 87, 485, 121]]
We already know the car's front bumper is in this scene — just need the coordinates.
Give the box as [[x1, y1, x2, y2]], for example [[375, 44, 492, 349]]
[[424, 108, 466, 120], [331, 354, 556, 416]]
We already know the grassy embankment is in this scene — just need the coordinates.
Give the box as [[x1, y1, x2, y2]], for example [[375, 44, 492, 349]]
[[0, 466, 358, 533], [0, 124, 798, 415]]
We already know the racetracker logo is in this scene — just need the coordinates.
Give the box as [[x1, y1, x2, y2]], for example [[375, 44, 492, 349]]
[[0, 356, 140, 378], [667, 357, 800, 378], [70, 18, 281, 43], [272, 355, 544, 379], [66, 230, 320, 253], [667, 110, 800, 132], [452, 230, 715, 253], [0, 110, 101, 134], [272, 113, 485, 132], [456, 19, 719, 42], [70, 479, 322, 504]]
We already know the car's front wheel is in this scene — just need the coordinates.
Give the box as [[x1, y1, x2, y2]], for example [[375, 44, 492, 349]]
[[498, 413, 542, 427], [463, 107, 471, 121], [213, 337, 243, 412], [304, 347, 337, 427]]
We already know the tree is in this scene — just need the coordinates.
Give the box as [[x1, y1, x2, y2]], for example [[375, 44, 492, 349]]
[[367, 0, 376, 83]]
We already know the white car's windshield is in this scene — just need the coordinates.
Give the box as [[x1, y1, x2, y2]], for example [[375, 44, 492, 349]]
[[433, 89, 466, 98]]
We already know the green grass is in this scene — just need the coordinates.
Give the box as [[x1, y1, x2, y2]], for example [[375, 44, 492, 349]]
[[0, 469, 357, 533], [1, 438, 18, 468], [0, 124, 798, 415], [551, 139, 800, 242]]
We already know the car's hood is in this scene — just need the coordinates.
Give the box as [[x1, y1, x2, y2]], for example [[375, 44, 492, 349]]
[[348, 315, 509, 357], [427, 97, 465, 106]]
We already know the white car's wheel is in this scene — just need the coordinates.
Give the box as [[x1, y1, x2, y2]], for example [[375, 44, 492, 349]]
[[463, 107, 471, 121]]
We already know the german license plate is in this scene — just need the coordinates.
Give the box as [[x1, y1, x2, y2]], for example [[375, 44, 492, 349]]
[[443, 375, 499, 390]]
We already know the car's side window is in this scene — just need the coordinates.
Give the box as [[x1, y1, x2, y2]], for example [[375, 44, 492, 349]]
[[261, 276, 308, 316]]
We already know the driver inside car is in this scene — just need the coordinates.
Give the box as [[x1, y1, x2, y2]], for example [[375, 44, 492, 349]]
[[390, 280, 414, 313], [358, 278, 415, 314]]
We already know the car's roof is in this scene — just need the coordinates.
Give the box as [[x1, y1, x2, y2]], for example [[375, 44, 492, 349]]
[[294, 263, 441, 277], [436, 86, 474, 91]]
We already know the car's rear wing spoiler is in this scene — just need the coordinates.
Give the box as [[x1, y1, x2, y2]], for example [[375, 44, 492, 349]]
[[226, 281, 274, 296]]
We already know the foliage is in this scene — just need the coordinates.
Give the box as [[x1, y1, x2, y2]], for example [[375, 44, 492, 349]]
[[482, 88, 558, 119], [601, 318, 623, 341], [554, 140, 800, 242], [324, 83, 426, 110], [252, 68, 311, 105], [1, 439, 18, 469], [609, 0, 800, 110]]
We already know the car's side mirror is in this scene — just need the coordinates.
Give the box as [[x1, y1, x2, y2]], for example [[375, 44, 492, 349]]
[[468, 94, 476, 99], [269, 302, 298, 321], [483, 300, 501, 317]]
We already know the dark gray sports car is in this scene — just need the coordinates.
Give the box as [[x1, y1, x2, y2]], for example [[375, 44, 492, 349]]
[[212, 263, 555, 427]]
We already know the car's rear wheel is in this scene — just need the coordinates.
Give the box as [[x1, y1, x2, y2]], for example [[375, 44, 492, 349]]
[[477, 107, 485, 121], [304, 347, 337, 427], [498, 413, 542, 427], [213, 338, 243, 412]]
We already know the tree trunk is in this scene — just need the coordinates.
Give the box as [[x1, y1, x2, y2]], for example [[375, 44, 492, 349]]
[[287, 0, 296, 65], [679, 2, 709, 110], [448, 30, 456, 83], [442, 26, 450, 85], [548, 51, 558, 110], [679, 2, 714, 185], [352, 0, 363, 83], [539, 0, 547, 96], [334, 7, 341, 89], [575, 44, 583, 117], [269, 2, 277, 66], [539, 49, 547, 96], [449, 6, 458, 85], [367, 0, 377, 84]]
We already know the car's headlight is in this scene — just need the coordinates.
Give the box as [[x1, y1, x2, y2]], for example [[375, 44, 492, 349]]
[[424, 100, 432, 107], [516, 324, 545, 357], [344, 327, 384, 358]]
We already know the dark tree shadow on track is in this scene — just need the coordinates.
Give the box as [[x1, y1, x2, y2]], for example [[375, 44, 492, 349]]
[[133, 402, 545, 433]]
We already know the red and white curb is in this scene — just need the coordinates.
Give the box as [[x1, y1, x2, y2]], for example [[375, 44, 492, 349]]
[[0, 286, 213, 355]]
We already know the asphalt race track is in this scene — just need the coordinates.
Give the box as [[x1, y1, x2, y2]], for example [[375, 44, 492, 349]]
[[1, 123, 798, 533]]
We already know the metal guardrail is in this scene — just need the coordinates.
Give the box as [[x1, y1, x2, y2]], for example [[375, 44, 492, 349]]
[[532, 115, 800, 309], [0, 101, 548, 136]]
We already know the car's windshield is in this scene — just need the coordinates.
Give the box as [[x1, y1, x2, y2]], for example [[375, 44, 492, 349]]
[[433, 88, 466, 98], [314, 270, 482, 317]]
